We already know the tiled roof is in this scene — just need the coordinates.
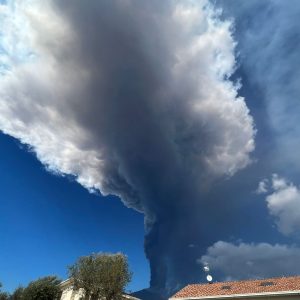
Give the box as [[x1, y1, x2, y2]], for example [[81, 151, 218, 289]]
[[171, 276, 300, 299]]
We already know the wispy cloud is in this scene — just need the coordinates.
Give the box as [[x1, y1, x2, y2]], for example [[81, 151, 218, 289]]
[[264, 175, 300, 236], [256, 179, 269, 194]]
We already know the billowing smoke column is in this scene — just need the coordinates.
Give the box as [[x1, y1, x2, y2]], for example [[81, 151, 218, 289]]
[[0, 0, 255, 294]]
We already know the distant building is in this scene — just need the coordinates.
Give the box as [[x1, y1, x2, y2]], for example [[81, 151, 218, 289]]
[[59, 278, 141, 300], [170, 276, 300, 300]]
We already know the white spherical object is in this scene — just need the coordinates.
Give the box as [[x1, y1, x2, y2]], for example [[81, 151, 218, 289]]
[[206, 275, 213, 282]]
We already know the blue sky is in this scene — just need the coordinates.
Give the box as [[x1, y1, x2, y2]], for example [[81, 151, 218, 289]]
[[0, 134, 149, 292], [1, 0, 300, 299]]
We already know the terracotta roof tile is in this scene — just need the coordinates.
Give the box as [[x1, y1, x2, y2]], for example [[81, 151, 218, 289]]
[[171, 276, 300, 299]]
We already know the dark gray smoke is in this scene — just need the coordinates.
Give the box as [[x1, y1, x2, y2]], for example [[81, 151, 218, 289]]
[[0, 0, 255, 295]]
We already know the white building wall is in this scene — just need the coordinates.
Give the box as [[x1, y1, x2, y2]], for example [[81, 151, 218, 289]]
[[59, 279, 140, 300], [60, 287, 85, 300]]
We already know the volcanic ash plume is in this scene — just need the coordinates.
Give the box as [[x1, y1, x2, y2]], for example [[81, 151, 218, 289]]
[[0, 0, 255, 294]]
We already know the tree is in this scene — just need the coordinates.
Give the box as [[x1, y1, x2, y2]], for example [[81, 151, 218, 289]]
[[68, 253, 132, 300], [22, 276, 61, 300], [0, 293, 9, 300], [10, 286, 24, 300], [0, 282, 9, 300]]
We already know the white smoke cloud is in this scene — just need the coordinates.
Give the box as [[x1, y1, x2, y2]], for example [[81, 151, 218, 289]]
[[259, 174, 300, 236], [200, 241, 300, 281], [0, 0, 105, 191], [0, 0, 255, 197]]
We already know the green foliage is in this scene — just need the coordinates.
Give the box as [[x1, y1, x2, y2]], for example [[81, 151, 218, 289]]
[[22, 276, 61, 300], [0, 282, 9, 300], [69, 253, 132, 300], [10, 286, 24, 300], [0, 293, 9, 300]]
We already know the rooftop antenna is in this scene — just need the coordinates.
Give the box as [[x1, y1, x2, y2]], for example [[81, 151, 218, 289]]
[[203, 263, 213, 284]]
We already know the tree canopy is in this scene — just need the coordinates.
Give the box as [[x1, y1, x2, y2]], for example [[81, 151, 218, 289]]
[[0, 276, 61, 300], [68, 253, 132, 300], [21, 276, 61, 300], [10, 287, 24, 300], [0, 282, 9, 300]]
